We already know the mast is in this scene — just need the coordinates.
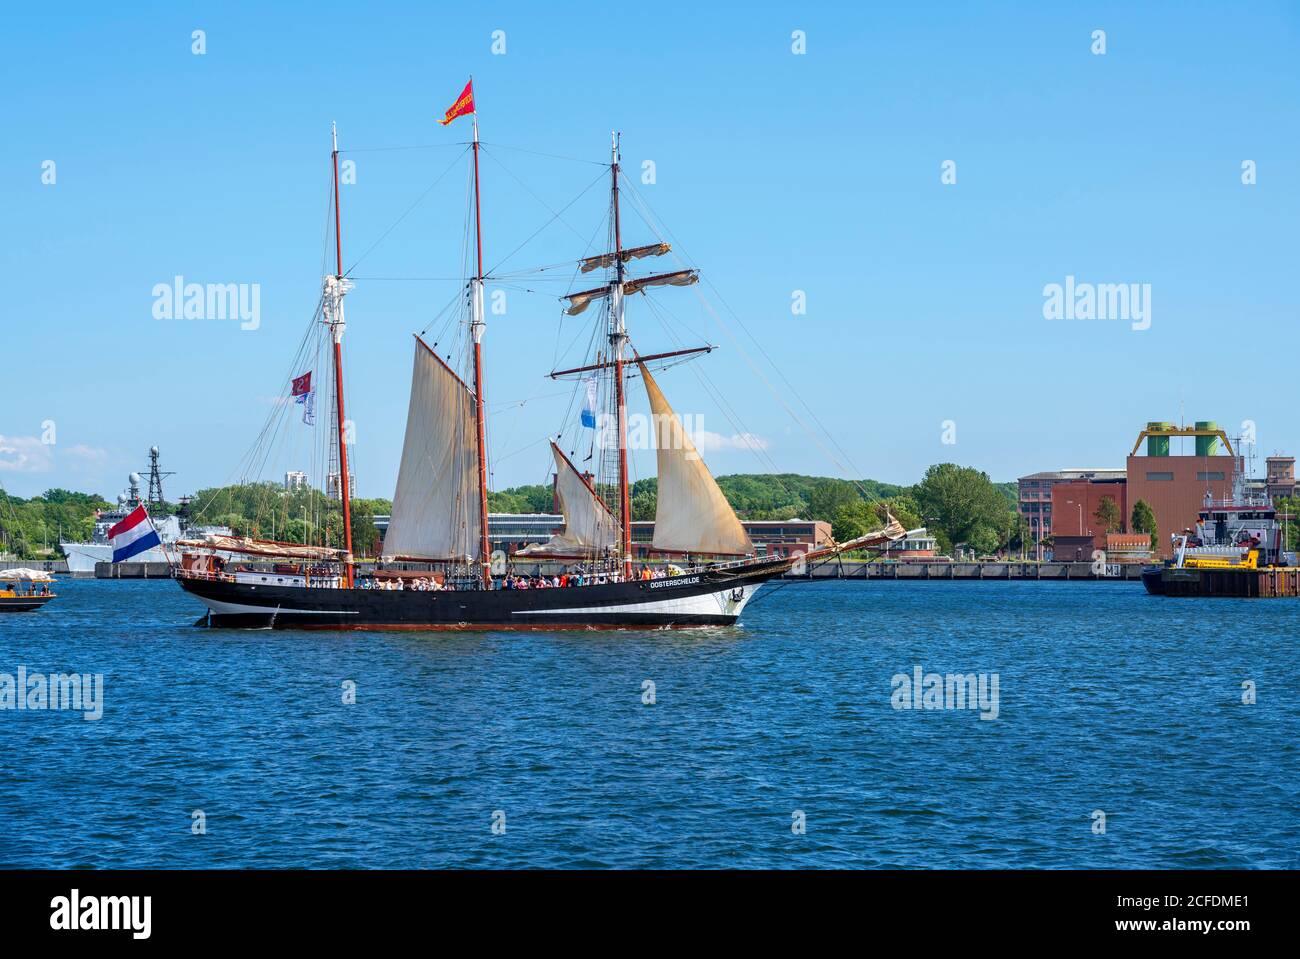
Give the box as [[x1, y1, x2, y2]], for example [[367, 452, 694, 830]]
[[329, 121, 354, 586], [610, 132, 633, 579], [470, 104, 492, 587]]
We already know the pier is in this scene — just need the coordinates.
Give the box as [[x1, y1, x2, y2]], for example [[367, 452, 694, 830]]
[[0, 560, 68, 575], [782, 560, 1145, 581], [93, 562, 172, 579]]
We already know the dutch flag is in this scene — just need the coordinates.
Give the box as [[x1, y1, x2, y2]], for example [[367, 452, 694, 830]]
[[108, 505, 162, 563]]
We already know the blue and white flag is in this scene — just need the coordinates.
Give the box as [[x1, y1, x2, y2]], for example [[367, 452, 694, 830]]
[[298, 389, 315, 426], [581, 377, 598, 429], [108, 505, 161, 563]]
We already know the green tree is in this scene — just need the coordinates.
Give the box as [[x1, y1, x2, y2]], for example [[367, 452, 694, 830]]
[[912, 463, 1016, 556], [808, 479, 863, 523], [875, 494, 922, 532], [1130, 498, 1155, 534], [1129, 499, 1159, 552], [1093, 495, 1122, 533]]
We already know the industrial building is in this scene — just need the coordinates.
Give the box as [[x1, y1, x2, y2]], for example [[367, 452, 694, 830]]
[[1018, 420, 1289, 561], [1125, 422, 1238, 559], [1017, 469, 1125, 541]]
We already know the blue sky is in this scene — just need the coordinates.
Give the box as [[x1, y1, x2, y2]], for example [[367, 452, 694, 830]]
[[3, 1, 1298, 501]]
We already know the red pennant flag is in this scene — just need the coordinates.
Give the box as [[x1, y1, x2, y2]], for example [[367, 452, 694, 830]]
[[291, 371, 312, 396], [438, 79, 475, 126]]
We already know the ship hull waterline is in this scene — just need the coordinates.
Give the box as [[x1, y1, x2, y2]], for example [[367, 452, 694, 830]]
[[176, 559, 793, 630]]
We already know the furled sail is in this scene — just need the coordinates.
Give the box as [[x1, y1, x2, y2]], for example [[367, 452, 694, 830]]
[[563, 286, 610, 316], [639, 360, 753, 556], [564, 269, 699, 315], [175, 536, 344, 560], [382, 337, 481, 561], [578, 242, 671, 273], [516, 442, 618, 558]]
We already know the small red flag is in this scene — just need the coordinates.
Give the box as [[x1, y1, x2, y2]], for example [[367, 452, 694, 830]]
[[291, 371, 312, 396], [438, 79, 475, 126]]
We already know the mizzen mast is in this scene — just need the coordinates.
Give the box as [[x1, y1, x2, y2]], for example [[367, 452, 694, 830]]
[[328, 121, 354, 586], [470, 98, 492, 587]]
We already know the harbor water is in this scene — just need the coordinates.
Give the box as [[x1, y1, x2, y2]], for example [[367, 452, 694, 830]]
[[1, 578, 1295, 868]]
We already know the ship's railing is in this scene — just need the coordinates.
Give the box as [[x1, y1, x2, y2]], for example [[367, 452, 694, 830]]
[[174, 568, 235, 584]]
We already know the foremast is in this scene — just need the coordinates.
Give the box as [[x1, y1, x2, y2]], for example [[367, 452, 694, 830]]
[[328, 121, 354, 587], [469, 104, 492, 587]]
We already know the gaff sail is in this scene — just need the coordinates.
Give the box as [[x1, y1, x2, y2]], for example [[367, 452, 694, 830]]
[[638, 360, 753, 556], [564, 269, 699, 316], [516, 442, 618, 558], [381, 337, 482, 562]]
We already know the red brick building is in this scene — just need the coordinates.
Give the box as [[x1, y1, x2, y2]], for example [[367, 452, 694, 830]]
[[1125, 423, 1238, 559], [1050, 479, 1128, 554]]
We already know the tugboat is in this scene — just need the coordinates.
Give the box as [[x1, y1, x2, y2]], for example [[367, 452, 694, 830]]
[[1142, 484, 1299, 597], [174, 86, 905, 629], [0, 569, 57, 612]]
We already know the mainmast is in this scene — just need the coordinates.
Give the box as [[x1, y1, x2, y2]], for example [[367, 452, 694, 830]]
[[610, 132, 633, 579], [328, 121, 355, 586], [470, 106, 492, 587]]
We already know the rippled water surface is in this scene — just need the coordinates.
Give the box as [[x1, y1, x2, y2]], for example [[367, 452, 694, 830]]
[[0, 578, 1295, 868]]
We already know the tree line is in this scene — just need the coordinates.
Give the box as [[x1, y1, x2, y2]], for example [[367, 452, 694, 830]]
[[12, 470, 1290, 561]]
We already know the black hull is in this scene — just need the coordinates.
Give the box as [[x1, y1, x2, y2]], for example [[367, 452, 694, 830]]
[[0, 595, 55, 613], [176, 560, 791, 630], [1140, 564, 1166, 595]]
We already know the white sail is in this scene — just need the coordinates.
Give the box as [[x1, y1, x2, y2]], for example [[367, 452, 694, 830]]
[[382, 338, 481, 560], [517, 442, 618, 558], [639, 361, 753, 556]]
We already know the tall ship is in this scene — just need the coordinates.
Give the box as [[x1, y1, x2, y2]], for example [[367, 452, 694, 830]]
[[175, 85, 902, 628]]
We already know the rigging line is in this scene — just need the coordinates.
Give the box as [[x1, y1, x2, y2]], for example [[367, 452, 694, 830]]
[[340, 142, 469, 153], [244, 334, 317, 491], [551, 213, 611, 370], [492, 272, 600, 283], [348, 276, 470, 282], [320, 163, 334, 281], [691, 279, 883, 504], [480, 149, 608, 274], [621, 178, 882, 505], [342, 145, 469, 278], [193, 296, 323, 519], [488, 389, 571, 410], [640, 295, 795, 498], [621, 176, 864, 479], [420, 292, 464, 339], [245, 302, 325, 490], [478, 140, 607, 167]]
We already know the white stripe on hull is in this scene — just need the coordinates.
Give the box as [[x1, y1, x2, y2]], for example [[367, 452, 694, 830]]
[[198, 595, 359, 617], [511, 583, 759, 618]]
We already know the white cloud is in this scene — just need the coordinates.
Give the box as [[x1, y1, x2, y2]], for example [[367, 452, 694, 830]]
[[688, 429, 771, 453], [64, 444, 110, 465], [0, 435, 55, 473]]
